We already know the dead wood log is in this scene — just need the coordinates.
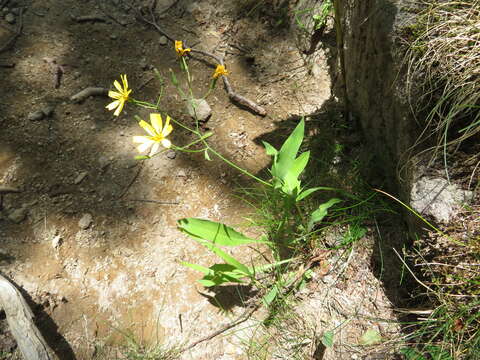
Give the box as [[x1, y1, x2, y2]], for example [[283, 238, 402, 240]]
[[0, 274, 57, 360]]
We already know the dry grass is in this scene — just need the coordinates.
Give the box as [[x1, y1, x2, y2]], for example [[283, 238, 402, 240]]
[[405, 0, 480, 172]]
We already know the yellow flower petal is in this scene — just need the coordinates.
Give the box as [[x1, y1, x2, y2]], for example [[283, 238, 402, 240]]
[[150, 142, 160, 155], [113, 80, 123, 93], [114, 100, 125, 116], [106, 100, 120, 110], [137, 140, 154, 153], [162, 116, 173, 137], [108, 90, 121, 99], [139, 120, 156, 137], [121, 74, 128, 90], [161, 139, 172, 148], [133, 136, 149, 144], [150, 113, 163, 134]]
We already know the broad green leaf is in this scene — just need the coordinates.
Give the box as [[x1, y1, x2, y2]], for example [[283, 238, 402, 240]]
[[297, 186, 339, 202], [184, 262, 245, 287], [307, 198, 342, 231], [178, 218, 261, 246], [321, 330, 334, 348], [198, 279, 218, 287], [182, 261, 212, 275], [274, 119, 305, 181], [359, 329, 382, 345], [289, 151, 310, 181], [262, 284, 280, 306], [262, 141, 278, 156], [200, 270, 245, 287], [198, 239, 251, 276]]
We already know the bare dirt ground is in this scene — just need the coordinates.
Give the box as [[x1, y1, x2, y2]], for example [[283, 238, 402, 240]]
[[0, 1, 401, 359]]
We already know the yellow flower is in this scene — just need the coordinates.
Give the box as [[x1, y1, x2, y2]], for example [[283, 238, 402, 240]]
[[106, 74, 132, 116], [175, 40, 191, 57], [133, 113, 173, 155], [213, 64, 228, 79]]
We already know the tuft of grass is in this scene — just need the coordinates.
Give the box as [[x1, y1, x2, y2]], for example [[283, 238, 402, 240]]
[[405, 1, 480, 176]]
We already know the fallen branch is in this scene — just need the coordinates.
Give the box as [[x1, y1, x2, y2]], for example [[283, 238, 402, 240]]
[[0, 274, 57, 360], [125, 0, 266, 116], [70, 14, 107, 23], [70, 87, 108, 103], [0, 7, 23, 54]]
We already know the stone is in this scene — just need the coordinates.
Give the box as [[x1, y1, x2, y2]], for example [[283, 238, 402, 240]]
[[78, 213, 93, 230], [8, 207, 27, 223], [165, 149, 176, 159], [186, 98, 212, 121], [4, 13, 15, 24], [51, 235, 62, 249], [74, 171, 88, 185], [159, 36, 168, 46], [27, 110, 45, 121], [411, 177, 474, 223], [42, 105, 55, 117]]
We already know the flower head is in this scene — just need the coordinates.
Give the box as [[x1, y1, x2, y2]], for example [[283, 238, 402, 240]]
[[175, 40, 191, 57], [133, 113, 173, 156], [106, 74, 132, 116], [213, 64, 228, 79]]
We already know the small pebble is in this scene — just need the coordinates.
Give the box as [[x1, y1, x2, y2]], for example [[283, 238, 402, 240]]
[[42, 105, 55, 117], [8, 207, 27, 224], [165, 149, 176, 159], [110, 34, 118, 40], [51, 235, 62, 249], [74, 171, 88, 185], [28, 110, 45, 121], [4, 13, 15, 24], [159, 36, 168, 45], [78, 213, 93, 230]]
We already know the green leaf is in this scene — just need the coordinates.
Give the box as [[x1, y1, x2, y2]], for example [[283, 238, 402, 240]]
[[178, 218, 262, 246], [307, 198, 342, 231], [321, 330, 334, 348], [197, 239, 251, 276], [182, 261, 213, 276], [296, 186, 338, 202], [169, 69, 178, 86], [135, 155, 150, 160], [262, 141, 278, 156], [289, 151, 310, 181], [262, 284, 280, 306], [359, 329, 382, 345], [274, 119, 305, 181], [400, 348, 428, 360]]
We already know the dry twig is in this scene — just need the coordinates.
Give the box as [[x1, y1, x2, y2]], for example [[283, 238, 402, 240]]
[[70, 87, 108, 103]]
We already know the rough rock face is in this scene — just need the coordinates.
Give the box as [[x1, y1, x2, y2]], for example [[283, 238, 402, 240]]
[[339, 0, 473, 224], [340, 0, 419, 185]]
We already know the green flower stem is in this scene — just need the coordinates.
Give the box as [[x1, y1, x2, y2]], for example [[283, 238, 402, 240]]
[[173, 132, 213, 152], [206, 147, 272, 187], [131, 99, 158, 109]]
